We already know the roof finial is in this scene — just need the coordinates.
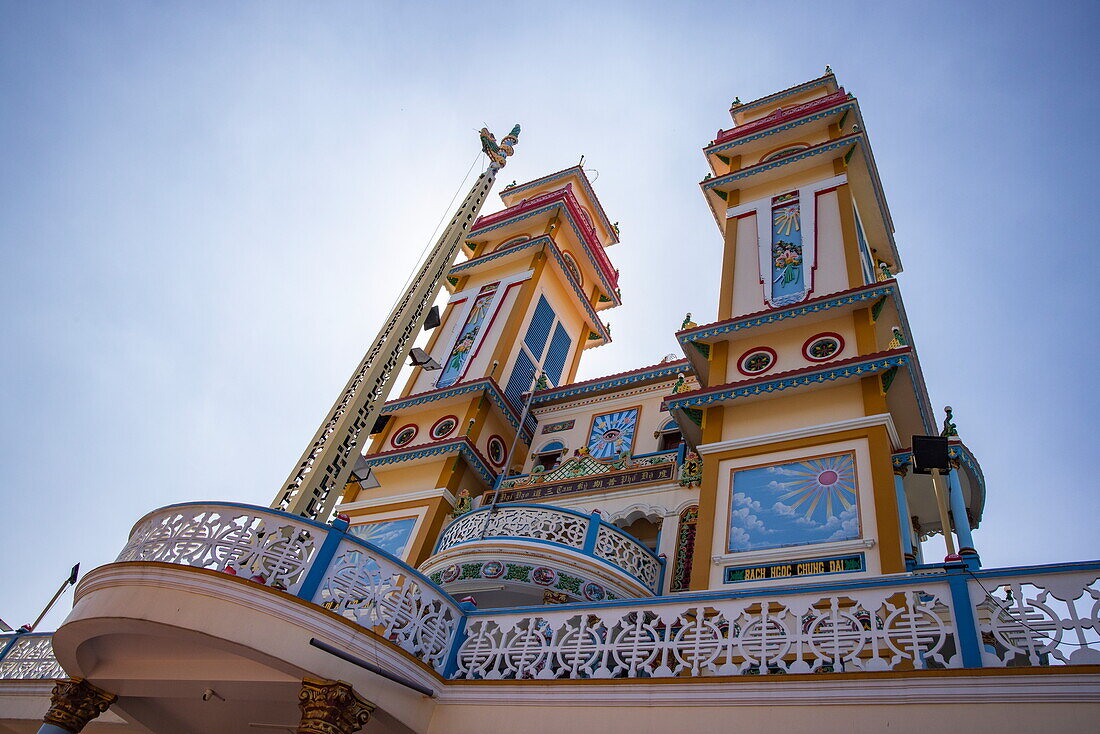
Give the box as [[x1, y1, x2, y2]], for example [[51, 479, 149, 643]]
[[941, 406, 959, 438], [731, 96, 742, 107], [480, 124, 521, 170], [681, 312, 697, 330], [824, 64, 833, 75]]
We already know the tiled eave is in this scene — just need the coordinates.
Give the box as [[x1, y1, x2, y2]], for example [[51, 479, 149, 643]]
[[360, 436, 496, 487], [448, 235, 613, 346], [707, 93, 853, 156], [530, 359, 691, 407], [499, 166, 618, 245], [677, 281, 897, 384], [383, 378, 534, 442], [728, 73, 838, 118], [470, 187, 620, 296], [664, 348, 912, 412], [701, 133, 860, 194]]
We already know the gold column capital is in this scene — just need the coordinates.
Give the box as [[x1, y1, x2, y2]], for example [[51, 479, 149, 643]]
[[43, 677, 117, 733], [298, 677, 374, 734]]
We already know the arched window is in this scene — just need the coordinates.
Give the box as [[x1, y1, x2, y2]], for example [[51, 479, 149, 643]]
[[760, 144, 810, 164], [532, 440, 566, 471], [655, 420, 684, 452]]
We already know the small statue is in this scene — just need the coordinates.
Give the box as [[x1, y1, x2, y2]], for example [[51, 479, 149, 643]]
[[888, 326, 907, 348], [703, 172, 712, 180], [613, 221, 621, 235], [671, 371, 690, 395], [534, 372, 550, 391], [610, 449, 631, 470], [681, 313, 697, 330], [731, 97, 742, 107], [452, 488, 472, 518], [679, 451, 703, 488], [825, 65, 833, 75], [941, 406, 959, 438], [877, 260, 893, 281]]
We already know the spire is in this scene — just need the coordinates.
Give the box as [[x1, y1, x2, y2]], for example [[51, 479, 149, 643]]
[[273, 125, 521, 520]]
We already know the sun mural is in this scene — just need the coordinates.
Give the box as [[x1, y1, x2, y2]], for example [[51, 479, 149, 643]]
[[728, 452, 860, 553], [587, 408, 639, 459]]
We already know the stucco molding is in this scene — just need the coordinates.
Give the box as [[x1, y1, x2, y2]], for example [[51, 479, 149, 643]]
[[697, 413, 902, 456]]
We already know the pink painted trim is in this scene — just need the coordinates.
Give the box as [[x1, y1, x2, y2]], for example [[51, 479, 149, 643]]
[[803, 332, 846, 362], [454, 279, 527, 385], [430, 414, 460, 440], [736, 346, 778, 377], [712, 89, 849, 146], [390, 423, 419, 448]]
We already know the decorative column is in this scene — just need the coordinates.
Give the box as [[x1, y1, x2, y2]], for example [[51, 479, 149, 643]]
[[38, 678, 117, 734], [297, 677, 374, 734], [892, 461, 916, 570], [946, 459, 980, 568]]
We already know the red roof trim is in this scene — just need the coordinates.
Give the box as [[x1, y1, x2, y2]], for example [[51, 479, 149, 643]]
[[533, 359, 691, 399], [712, 89, 849, 146]]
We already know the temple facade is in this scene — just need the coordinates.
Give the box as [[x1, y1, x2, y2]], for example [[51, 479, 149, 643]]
[[1, 72, 1096, 733]]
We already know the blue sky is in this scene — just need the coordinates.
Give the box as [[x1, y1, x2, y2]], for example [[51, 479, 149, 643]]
[[1, 1, 1097, 629]]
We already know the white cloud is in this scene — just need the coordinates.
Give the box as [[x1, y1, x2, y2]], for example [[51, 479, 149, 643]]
[[772, 501, 796, 516], [733, 492, 762, 512]]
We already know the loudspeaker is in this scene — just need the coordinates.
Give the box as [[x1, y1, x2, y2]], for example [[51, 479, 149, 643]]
[[912, 435, 949, 473], [370, 414, 391, 435], [424, 305, 441, 330]]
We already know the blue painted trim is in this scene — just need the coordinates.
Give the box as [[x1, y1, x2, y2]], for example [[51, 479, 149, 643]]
[[678, 284, 895, 344], [296, 522, 343, 602], [946, 467, 979, 567], [893, 473, 916, 571], [657, 553, 668, 594], [532, 363, 685, 404], [966, 559, 1100, 579], [631, 448, 679, 461], [945, 565, 984, 668], [724, 553, 866, 584], [382, 379, 531, 441], [666, 353, 910, 410], [360, 439, 496, 486], [702, 135, 859, 191], [582, 511, 601, 553], [706, 102, 854, 156], [0, 631, 28, 665], [441, 609, 471, 678]]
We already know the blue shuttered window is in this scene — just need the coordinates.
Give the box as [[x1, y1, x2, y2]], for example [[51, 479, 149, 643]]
[[504, 350, 537, 409], [523, 296, 555, 355], [542, 323, 571, 386]]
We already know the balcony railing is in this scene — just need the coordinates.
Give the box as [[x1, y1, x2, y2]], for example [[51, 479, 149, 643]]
[[432, 503, 664, 594], [3, 500, 1096, 684]]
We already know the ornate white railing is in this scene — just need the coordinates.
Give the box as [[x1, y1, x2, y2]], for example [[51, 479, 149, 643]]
[[433, 503, 663, 593], [969, 565, 1100, 667], [0, 634, 65, 679], [455, 581, 961, 679], [118, 502, 324, 595], [312, 538, 463, 671]]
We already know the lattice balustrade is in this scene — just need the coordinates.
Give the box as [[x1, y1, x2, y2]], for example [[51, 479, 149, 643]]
[[971, 569, 1100, 667], [312, 539, 462, 671], [116, 504, 322, 594], [0, 635, 65, 679], [455, 584, 960, 679], [593, 526, 661, 590], [436, 506, 589, 553]]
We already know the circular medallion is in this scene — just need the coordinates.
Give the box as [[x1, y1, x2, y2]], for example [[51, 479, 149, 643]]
[[487, 435, 507, 466], [582, 582, 606, 601], [481, 560, 504, 578], [441, 564, 460, 583], [430, 415, 459, 440], [532, 566, 557, 586], [391, 424, 419, 448], [803, 333, 844, 363], [737, 347, 777, 376]]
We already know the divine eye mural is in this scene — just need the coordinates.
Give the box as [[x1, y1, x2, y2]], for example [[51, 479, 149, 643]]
[[727, 452, 860, 553], [436, 285, 498, 388], [770, 191, 806, 306], [586, 408, 640, 459], [349, 517, 418, 558]]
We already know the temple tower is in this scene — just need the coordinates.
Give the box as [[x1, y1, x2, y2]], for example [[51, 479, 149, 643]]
[[338, 166, 619, 566], [669, 71, 984, 590]]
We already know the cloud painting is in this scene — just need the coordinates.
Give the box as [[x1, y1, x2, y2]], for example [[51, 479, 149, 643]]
[[349, 517, 417, 558], [728, 453, 860, 553]]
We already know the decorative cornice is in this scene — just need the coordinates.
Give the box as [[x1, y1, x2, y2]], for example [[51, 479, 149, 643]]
[[360, 437, 496, 486], [665, 349, 911, 410], [337, 487, 458, 512], [708, 102, 854, 156], [471, 187, 619, 294], [730, 74, 836, 118], [677, 282, 895, 344], [531, 360, 689, 405], [500, 166, 617, 245], [698, 413, 902, 455], [709, 89, 851, 151], [383, 378, 533, 440], [701, 134, 860, 191]]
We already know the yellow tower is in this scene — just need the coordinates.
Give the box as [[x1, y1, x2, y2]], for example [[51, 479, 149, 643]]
[[339, 166, 619, 566]]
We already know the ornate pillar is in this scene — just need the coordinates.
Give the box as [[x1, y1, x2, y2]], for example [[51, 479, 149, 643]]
[[38, 678, 117, 733], [946, 459, 980, 567], [892, 461, 916, 570], [298, 677, 374, 734]]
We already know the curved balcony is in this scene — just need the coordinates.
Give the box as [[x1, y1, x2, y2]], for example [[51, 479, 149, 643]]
[[419, 503, 665, 607]]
